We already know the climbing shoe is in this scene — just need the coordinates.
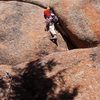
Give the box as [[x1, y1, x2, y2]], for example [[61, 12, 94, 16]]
[[50, 37, 57, 40]]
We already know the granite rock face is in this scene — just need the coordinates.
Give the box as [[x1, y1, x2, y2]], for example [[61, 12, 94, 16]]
[[2, 0, 50, 8], [31, 47, 100, 100], [50, 0, 100, 47], [6, 47, 99, 100], [22, 0, 50, 8], [0, 1, 67, 66], [0, 1, 100, 100]]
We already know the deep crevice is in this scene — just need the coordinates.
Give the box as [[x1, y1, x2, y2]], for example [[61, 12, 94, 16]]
[[55, 23, 77, 50], [51, 8, 99, 49], [50, 9, 77, 50], [1, 0, 100, 49]]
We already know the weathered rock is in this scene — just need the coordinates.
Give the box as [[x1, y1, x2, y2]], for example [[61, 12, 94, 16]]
[[37, 47, 100, 100], [0, 1, 99, 100], [50, 0, 100, 47], [9, 47, 100, 100], [0, 65, 12, 74], [3, 0, 50, 8], [22, 0, 50, 8], [0, 1, 68, 66]]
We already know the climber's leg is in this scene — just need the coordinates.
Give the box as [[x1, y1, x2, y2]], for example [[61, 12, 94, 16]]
[[49, 23, 57, 39]]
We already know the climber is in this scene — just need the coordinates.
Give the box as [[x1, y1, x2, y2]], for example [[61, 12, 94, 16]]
[[44, 7, 58, 40]]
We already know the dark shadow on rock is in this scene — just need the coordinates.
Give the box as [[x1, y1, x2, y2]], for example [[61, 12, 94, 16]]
[[0, 78, 7, 89], [49, 86, 79, 100], [0, 78, 9, 99], [22, 59, 57, 100], [9, 59, 57, 100], [50, 39, 58, 46], [8, 59, 79, 100], [45, 59, 59, 72], [55, 21, 77, 50], [57, 87, 79, 100]]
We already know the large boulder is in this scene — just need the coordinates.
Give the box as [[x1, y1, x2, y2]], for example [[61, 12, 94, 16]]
[[0, 1, 68, 66], [35, 47, 100, 100], [22, 0, 50, 8], [50, 0, 100, 47], [0, 1, 99, 100], [3, 0, 50, 8], [8, 47, 100, 100]]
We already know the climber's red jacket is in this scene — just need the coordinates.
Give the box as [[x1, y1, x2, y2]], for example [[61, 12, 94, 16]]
[[44, 9, 51, 18]]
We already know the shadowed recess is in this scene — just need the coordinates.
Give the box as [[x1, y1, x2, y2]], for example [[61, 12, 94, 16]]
[[9, 59, 57, 100], [0, 78, 8, 89], [7, 59, 79, 100], [57, 87, 79, 100]]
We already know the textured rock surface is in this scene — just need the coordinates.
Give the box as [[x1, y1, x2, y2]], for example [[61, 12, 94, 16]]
[[0, 1, 100, 100], [22, 0, 50, 8], [3, 0, 50, 8], [30, 47, 100, 100], [50, 0, 100, 47], [0, 1, 68, 66], [3, 47, 99, 100]]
